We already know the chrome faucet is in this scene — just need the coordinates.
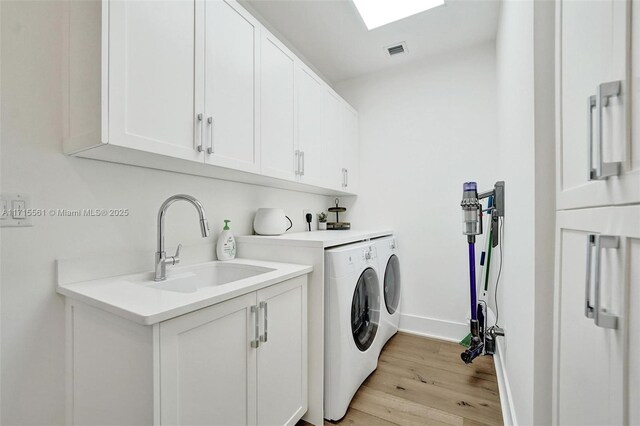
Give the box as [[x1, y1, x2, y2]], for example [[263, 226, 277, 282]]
[[155, 194, 210, 281]]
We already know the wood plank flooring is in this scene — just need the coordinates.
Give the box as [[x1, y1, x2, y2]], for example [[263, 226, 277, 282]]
[[306, 332, 503, 426]]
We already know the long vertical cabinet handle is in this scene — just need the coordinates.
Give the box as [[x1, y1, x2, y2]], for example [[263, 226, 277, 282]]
[[341, 168, 346, 188], [295, 150, 300, 176], [589, 81, 622, 180], [206, 117, 214, 154], [585, 234, 620, 329], [587, 96, 596, 180], [300, 151, 305, 176], [196, 113, 204, 152], [250, 305, 260, 348], [584, 235, 596, 318], [345, 168, 349, 188], [259, 301, 268, 343]]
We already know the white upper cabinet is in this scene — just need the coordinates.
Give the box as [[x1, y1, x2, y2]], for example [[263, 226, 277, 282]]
[[324, 90, 344, 190], [341, 104, 359, 193], [260, 31, 297, 181], [108, 0, 204, 162], [65, 0, 358, 195], [203, 0, 259, 172], [297, 66, 327, 188], [557, 0, 639, 209]]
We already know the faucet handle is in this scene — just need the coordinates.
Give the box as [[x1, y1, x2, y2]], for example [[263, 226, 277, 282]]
[[169, 244, 182, 266]]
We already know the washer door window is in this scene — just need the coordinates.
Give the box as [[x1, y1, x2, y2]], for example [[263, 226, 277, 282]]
[[351, 267, 380, 352], [384, 255, 401, 315]]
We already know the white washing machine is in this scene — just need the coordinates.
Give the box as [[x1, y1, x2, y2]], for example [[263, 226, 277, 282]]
[[324, 241, 381, 421], [375, 236, 402, 349]]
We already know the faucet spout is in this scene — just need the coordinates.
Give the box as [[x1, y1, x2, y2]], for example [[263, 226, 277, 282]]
[[155, 194, 210, 281]]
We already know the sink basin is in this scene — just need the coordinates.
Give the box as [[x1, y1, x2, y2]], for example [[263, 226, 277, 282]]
[[143, 262, 275, 293]]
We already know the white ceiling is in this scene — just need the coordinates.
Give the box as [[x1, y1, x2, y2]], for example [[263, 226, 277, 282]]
[[242, 0, 501, 84]]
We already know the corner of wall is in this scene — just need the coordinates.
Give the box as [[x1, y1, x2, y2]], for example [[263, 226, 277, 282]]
[[532, 1, 556, 424]]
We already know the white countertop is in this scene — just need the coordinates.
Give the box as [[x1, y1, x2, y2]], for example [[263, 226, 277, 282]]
[[57, 258, 312, 325], [236, 229, 393, 248]]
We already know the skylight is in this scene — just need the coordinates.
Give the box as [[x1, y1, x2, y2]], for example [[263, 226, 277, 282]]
[[352, 0, 445, 30]]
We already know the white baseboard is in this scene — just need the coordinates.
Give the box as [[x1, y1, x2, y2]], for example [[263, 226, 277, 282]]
[[398, 313, 468, 342], [493, 333, 517, 425]]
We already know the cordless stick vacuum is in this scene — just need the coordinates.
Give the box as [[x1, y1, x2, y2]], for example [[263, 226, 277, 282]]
[[460, 181, 505, 364]]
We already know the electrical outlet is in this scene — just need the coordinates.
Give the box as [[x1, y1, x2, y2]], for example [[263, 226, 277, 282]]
[[303, 209, 314, 231]]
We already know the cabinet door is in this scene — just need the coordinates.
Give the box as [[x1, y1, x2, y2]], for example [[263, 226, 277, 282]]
[[160, 293, 258, 426], [323, 90, 344, 191], [553, 207, 639, 425], [203, 0, 259, 173], [256, 277, 308, 426], [342, 105, 359, 193], [109, 0, 204, 162], [260, 31, 297, 181], [297, 66, 327, 187], [629, 235, 640, 425], [557, 0, 638, 209]]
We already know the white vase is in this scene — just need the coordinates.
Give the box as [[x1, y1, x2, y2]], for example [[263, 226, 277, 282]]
[[318, 222, 327, 230]]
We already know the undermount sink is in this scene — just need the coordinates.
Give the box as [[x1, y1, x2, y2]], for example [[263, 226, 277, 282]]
[[142, 262, 275, 293]]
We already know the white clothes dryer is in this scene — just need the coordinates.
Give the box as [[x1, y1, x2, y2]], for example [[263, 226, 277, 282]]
[[324, 241, 381, 421], [375, 236, 402, 349]]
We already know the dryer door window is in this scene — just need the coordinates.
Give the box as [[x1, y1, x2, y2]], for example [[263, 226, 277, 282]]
[[384, 255, 401, 315], [351, 267, 380, 352]]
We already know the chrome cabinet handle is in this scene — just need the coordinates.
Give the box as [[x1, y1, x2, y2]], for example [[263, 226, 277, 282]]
[[586, 234, 620, 329], [206, 117, 214, 154], [300, 151, 305, 176], [295, 150, 300, 175], [345, 168, 349, 187], [587, 95, 596, 180], [585, 235, 595, 318], [341, 168, 347, 188], [589, 81, 622, 180], [250, 305, 260, 348], [196, 113, 204, 152], [259, 301, 268, 343]]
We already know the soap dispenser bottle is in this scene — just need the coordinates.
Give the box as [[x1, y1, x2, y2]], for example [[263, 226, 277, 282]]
[[216, 220, 236, 260]]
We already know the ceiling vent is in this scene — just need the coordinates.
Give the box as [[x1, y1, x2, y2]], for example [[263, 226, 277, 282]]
[[386, 42, 407, 56]]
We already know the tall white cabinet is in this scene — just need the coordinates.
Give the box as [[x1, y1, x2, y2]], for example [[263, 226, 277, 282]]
[[554, 1, 640, 424], [557, 0, 639, 209], [553, 207, 638, 425]]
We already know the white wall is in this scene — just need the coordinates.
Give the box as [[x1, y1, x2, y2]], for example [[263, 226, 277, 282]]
[[495, 1, 555, 424], [335, 42, 499, 340], [0, 2, 331, 423]]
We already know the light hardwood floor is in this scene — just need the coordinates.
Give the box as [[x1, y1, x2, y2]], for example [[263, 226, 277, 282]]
[[306, 332, 503, 426]]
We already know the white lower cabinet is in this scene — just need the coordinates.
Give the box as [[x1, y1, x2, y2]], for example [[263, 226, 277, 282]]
[[160, 293, 257, 425], [66, 276, 308, 426], [553, 206, 639, 425]]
